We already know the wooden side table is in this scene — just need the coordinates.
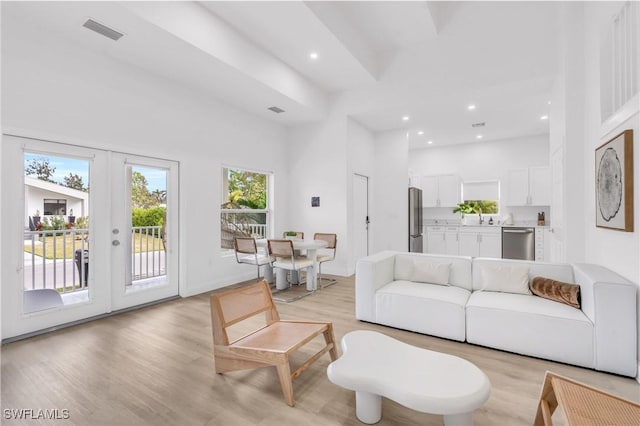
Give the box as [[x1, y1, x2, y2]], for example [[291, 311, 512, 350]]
[[535, 371, 640, 425]]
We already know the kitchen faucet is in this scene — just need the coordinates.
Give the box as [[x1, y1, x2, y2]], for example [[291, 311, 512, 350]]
[[478, 208, 483, 225]]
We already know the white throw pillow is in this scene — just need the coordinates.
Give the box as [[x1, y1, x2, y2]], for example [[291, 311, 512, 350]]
[[410, 260, 451, 286], [479, 265, 531, 294]]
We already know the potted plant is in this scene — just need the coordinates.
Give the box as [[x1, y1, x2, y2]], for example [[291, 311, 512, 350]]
[[453, 202, 478, 225], [284, 231, 298, 239]]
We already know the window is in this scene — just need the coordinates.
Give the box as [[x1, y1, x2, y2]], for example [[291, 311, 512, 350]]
[[221, 167, 270, 249], [43, 198, 67, 215], [461, 181, 500, 214]]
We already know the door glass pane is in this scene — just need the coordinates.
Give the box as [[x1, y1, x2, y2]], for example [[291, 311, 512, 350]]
[[23, 153, 90, 312], [128, 165, 167, 292]]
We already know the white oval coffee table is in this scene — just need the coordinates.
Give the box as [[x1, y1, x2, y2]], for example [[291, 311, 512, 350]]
[[327, 330, 491, 425]]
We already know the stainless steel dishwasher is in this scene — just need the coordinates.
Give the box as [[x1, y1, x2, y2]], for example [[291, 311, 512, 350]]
[[502, 227, 535, 260]]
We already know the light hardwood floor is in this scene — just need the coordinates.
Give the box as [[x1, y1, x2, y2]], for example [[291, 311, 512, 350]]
[[2, 275, 639, 425]]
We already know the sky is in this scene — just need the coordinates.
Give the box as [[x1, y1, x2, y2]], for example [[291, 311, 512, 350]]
[[24, 153, 166, 192]]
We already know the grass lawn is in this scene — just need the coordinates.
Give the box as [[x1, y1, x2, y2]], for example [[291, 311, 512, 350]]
[[24, 233, 164, 260]]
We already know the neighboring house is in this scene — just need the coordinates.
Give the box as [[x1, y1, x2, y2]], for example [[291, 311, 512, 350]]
[[24, 176, 88, 227]]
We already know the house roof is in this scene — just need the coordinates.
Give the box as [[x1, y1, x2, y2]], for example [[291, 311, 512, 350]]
[[25, 176, 88, 201]]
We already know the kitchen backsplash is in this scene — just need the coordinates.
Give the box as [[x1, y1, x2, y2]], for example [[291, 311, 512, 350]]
[[423, 205, 550, 226]]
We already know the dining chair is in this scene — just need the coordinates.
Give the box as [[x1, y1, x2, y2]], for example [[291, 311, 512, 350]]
[[209, 280, 338, 406], [283, 231, 306, 260], [267, 239, 314, 302], [23, 289, 64, 313], [234, 237, 272, 281], [314, 233, 338, 288]]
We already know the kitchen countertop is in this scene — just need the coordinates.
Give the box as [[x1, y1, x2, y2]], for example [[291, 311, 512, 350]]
[[424, 222, 550, 228]]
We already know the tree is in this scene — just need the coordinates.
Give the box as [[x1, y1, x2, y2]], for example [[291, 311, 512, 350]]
[[25, 157, 56, 182], [63, 173, 87, 191], [131, 171, 154, 208], [227, 170, 267, 209], [151, 189, 167, 205]]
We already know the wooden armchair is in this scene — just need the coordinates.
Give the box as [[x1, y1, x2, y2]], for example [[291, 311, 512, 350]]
[[209, 280, 338, 406]]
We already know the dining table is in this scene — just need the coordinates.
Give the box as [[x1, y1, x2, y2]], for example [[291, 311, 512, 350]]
[[256, 238, 329, 291]]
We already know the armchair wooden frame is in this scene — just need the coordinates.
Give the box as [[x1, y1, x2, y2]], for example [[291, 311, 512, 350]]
[[209, 280, 338, 406], [534, 371, 640, 425]]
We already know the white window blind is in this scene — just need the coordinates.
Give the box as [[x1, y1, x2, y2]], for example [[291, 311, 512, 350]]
[[462, 180, 500, 201], [600, 1, 639, 123]]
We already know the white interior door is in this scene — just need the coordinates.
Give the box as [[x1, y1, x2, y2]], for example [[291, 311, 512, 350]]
[[353, 174, 369, 270]]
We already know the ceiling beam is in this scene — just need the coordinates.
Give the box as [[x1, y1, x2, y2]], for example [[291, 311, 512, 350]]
[[122, 1, 327, 116]]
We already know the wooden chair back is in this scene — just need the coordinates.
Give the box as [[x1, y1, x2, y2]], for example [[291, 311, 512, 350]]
[[210, 280, 279, 346], [314, 233, 337, 249], [268, 239, 295, 259], [234, 237, 258, 255]]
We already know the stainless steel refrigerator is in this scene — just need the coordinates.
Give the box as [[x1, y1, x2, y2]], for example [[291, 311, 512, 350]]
[[408, 187, 423, 252]]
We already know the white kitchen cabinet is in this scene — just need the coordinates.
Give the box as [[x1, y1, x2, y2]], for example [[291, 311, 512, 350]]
[[458, 227, 501, 258], [479, 231, 501, 258], [420, 175, 460, 207], [426, 226, 459, 255], [458, 232, 479, 257], [529, 167, 552, 205], [426, 226, 445, 254], [444, 227, 459, 255], [505, 167, 551, 206], [422, 177, 440, 207], [535, 227, 552, 262]]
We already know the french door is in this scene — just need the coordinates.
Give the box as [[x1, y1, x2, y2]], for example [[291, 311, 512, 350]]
[[1, 135, 179, 339]]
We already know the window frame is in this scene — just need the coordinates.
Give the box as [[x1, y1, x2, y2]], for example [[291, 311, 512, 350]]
[[461, 180, 501, 215], [220, 165, 272, 251]]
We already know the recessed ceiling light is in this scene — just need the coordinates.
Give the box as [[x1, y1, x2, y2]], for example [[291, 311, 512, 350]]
[[467, 104, 476, 111], [427, 140, 433, 144], [309, 51, 319, 60], [540, 115, 549, 120], [402, 116, 410, 121], [417, 130, 424, 136], [476, 134, 483, 139], [547, 101, 552, 105]]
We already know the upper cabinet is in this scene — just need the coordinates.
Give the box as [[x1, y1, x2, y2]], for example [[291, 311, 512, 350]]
[[505, 167, 551, 206], [420, 175, 460, 207]]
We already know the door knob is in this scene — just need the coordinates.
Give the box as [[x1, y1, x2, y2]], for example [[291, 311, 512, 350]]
[[112, 240, 120, 246]]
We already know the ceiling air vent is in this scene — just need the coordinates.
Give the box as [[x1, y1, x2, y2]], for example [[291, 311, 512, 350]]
[[267, 106, 285, 114], [83, 19, 124, 41], [471, 122, 486, 128]]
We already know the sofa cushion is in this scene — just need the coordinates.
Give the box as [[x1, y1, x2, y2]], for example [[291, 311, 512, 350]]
[[410, 260, 450, 285], [529, 276, 581, 309], [477, 264, 531, 295], [376, 280, 471, 342], [472, 258, 574, 292], [466, 291, 594, 368], [395, 253, 473, 291]]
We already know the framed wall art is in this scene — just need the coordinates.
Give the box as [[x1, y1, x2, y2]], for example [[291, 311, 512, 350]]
[[595, 129, 633, 231]]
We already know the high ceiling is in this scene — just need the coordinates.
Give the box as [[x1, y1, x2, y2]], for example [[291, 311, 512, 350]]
[[2, 1, 560, 149]]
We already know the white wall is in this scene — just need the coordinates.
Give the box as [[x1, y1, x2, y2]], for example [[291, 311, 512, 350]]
[[579, 1, 640, 378], [409, 134, 550, 224], [372, 130, 408, 254], [287, 103, 350, 275], [581, 1, 640, 285], [1, 16, 291, 300]]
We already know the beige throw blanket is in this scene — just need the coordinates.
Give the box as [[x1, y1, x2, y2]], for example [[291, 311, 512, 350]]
[[529, 276, 581, 309]]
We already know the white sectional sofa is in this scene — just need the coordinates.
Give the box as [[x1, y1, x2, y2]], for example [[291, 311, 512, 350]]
[[355, 251, 638, 377]]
